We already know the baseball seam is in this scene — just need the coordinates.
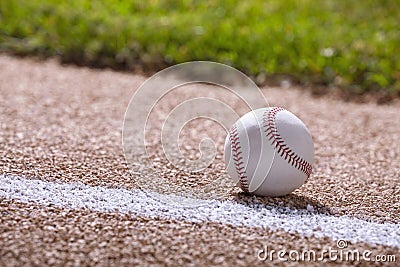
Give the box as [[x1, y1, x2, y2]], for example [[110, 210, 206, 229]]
[[263, 107, 313, 178], [228, 124, 249, 193]]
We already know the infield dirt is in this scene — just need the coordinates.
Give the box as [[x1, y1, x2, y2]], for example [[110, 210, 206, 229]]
[[0, 55, 399, 266]]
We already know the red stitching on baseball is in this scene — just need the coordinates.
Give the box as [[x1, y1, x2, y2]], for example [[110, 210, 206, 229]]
[[229, 124, 249, 192], [263, 107, 313, 178]]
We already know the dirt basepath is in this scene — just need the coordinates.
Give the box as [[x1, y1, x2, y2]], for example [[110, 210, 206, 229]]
[[0, 55, 399, 266]]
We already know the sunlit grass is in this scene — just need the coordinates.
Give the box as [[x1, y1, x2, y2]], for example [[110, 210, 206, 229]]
[[1, 0, 399, 95]]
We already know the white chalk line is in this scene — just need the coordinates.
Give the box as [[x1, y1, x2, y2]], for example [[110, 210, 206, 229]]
[[0, 175, 399, 248]]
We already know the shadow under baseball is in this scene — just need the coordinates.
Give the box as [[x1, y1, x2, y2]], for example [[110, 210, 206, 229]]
[[230, 190, 329, 215]]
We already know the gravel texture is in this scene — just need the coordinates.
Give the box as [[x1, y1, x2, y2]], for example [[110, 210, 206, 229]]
[[0, 55, 399, 266], [1, 175, 399, 248], [0, 199, 397, 267]]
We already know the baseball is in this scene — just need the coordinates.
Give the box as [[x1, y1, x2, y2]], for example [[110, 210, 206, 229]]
[[224, 107, 314, 197]]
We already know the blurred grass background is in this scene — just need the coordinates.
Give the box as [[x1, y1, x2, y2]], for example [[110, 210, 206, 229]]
[[1, 0, 399, 97]]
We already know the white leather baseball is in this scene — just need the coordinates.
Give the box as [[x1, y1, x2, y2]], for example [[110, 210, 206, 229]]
[[224, 107, 314, 197]]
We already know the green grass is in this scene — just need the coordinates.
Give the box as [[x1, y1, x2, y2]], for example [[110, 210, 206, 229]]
[[1, 0, 399, 95]]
